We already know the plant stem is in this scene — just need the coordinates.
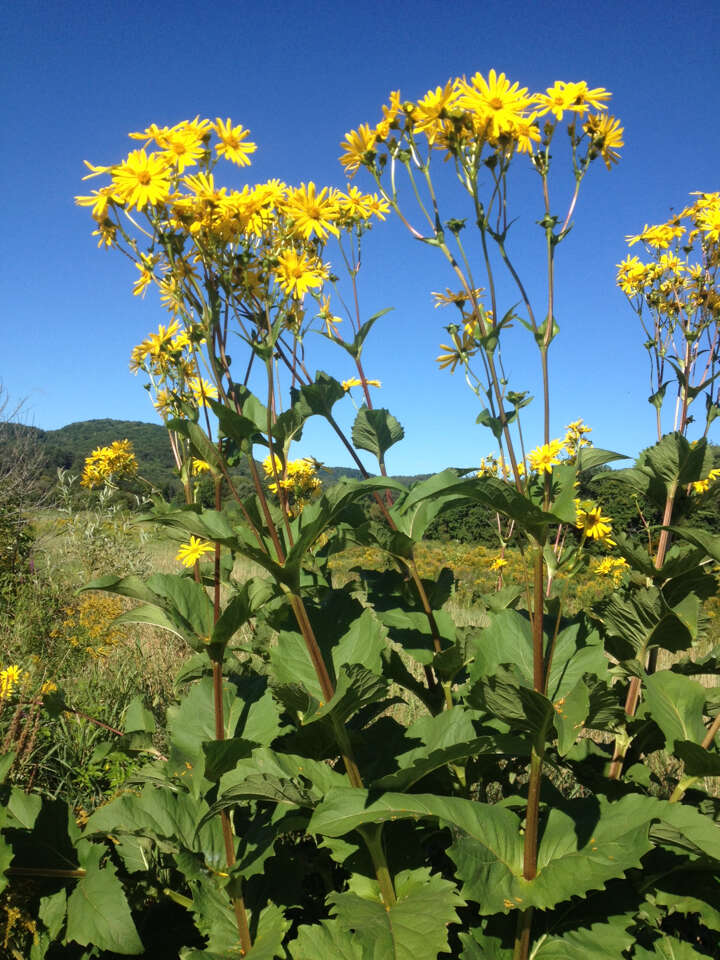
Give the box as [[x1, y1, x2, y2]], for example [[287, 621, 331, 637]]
[[211, 476, 253, 957]]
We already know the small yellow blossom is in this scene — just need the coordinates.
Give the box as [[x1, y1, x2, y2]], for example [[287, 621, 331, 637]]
[[341, 377, 381, 391], [176, 536, 214, 567], [527, 439, 565, 474], [575, 500, 613, 541]]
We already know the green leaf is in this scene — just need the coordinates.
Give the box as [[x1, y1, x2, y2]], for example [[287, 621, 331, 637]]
[[7, 787, 42, 829], [644, 672, 708, 747], [332, 608, 387, 676], [329, 868, 464, 960], [124, 697, 156, 734], [290, 919, 364, 959], [211, 578, 276, 653], [38, 888, 67, 940], [673, 740, 720, 776], [352, 406, 405, 462], [667, 526, 720, 563], [553, 679, 591, 756], [633, 936, 709, 959], [534, 917, 635, 958], [310, 790, 666, 913], [291, 370, 346, 419], [576, 447, 628, 472], [65, 847, 143, 955], [202, 739, 255, 781], [654, 801, 720, 861]]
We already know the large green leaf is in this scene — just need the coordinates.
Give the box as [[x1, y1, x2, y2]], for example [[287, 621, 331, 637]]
[[653, 801, 720, 860], [332, 607, 388, 676], [554, 679, 591, 756], [372, 705, 527, 790], [533, 917, 635, 958], [351, 406, 405, 462], [309, 790, 666, 913], [667, 526, 720, 563], [85, 783, 224, 868], [65, 845, 143, 955], [290, 918, 364, 959], [643, 672, 708, 747], [329, 868, 464, 960], [673, 740, 720, 776], [633, 937, 708, 959]]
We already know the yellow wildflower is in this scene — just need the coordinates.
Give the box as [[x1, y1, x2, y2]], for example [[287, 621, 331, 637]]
[[527, 439, 565, 474], [176, 536, 214, 567]]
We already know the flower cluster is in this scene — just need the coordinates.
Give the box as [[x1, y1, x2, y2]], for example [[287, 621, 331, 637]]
[[341, 71, 622, 175], [594, 556, 629, 583], [618, 193, 720, 314], [80, 439, 138, 489], [690, 467, 720, 494], [617, 192, 720, 434], [262, 454, 322, 511], [129, 319, 217, 420], [51, 595, 126, 658]]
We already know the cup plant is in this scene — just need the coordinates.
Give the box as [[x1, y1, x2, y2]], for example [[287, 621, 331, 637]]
[[1, 74, 719, 960]]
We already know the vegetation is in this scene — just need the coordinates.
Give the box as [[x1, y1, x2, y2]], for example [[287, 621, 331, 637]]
[[2, 73, 720, 960]]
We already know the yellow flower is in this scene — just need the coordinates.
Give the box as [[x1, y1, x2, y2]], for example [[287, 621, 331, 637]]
[[626, 222, 685, 250], [536, 80, 611, 120], [74, 186, 118, 221], [413, 81, 457, 141], [490, 556, 508, 571], [690, 468, 720, 494], [376, 89, 402, 140], [286, 182, 340, 241], [274, 248, 326, 299], [213, 118, 257, 166], [527, 439, 565, 474], [340, 124, 376, 175], [156, 119, 209, 172], [584, 113, 624, 169], [191, 458, 212, 475], [132, 261, 154, 297], [176, 536, 214, 567], [341, 377, 381, 391], [0, 665, 22, 700], [456, 69, 534, 140], [575, 500, 613, 540], [111, 149, 172, 210], [188, 377, 218, 407]]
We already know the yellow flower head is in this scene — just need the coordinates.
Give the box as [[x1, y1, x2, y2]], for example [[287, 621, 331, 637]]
[[111, 149, 172, 210], [341, 377, 381, 391], [340, 124, 377, 175], [0, 665, 23, 700], [274, 248, 326, 299], [213, 118, 257, 166], [527, 439, 565, 474], [176, 536, 214, 567], [286, 182, 340, 241], [490, 556, 508, 571], [575, 500, 613, 541]]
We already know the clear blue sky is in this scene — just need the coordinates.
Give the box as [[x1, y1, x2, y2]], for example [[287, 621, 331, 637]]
[[4, 0, 719, 473]]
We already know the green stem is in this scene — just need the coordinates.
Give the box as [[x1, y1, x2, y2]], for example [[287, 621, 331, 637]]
[[359, 823, 397, 907]]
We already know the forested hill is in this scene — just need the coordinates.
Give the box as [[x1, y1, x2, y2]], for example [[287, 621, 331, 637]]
[[2, 419, 718, 542], [0, 418, 418, 500]]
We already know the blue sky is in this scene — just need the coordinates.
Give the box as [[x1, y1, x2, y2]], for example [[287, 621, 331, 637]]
[[4, 0, 719, 473]]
